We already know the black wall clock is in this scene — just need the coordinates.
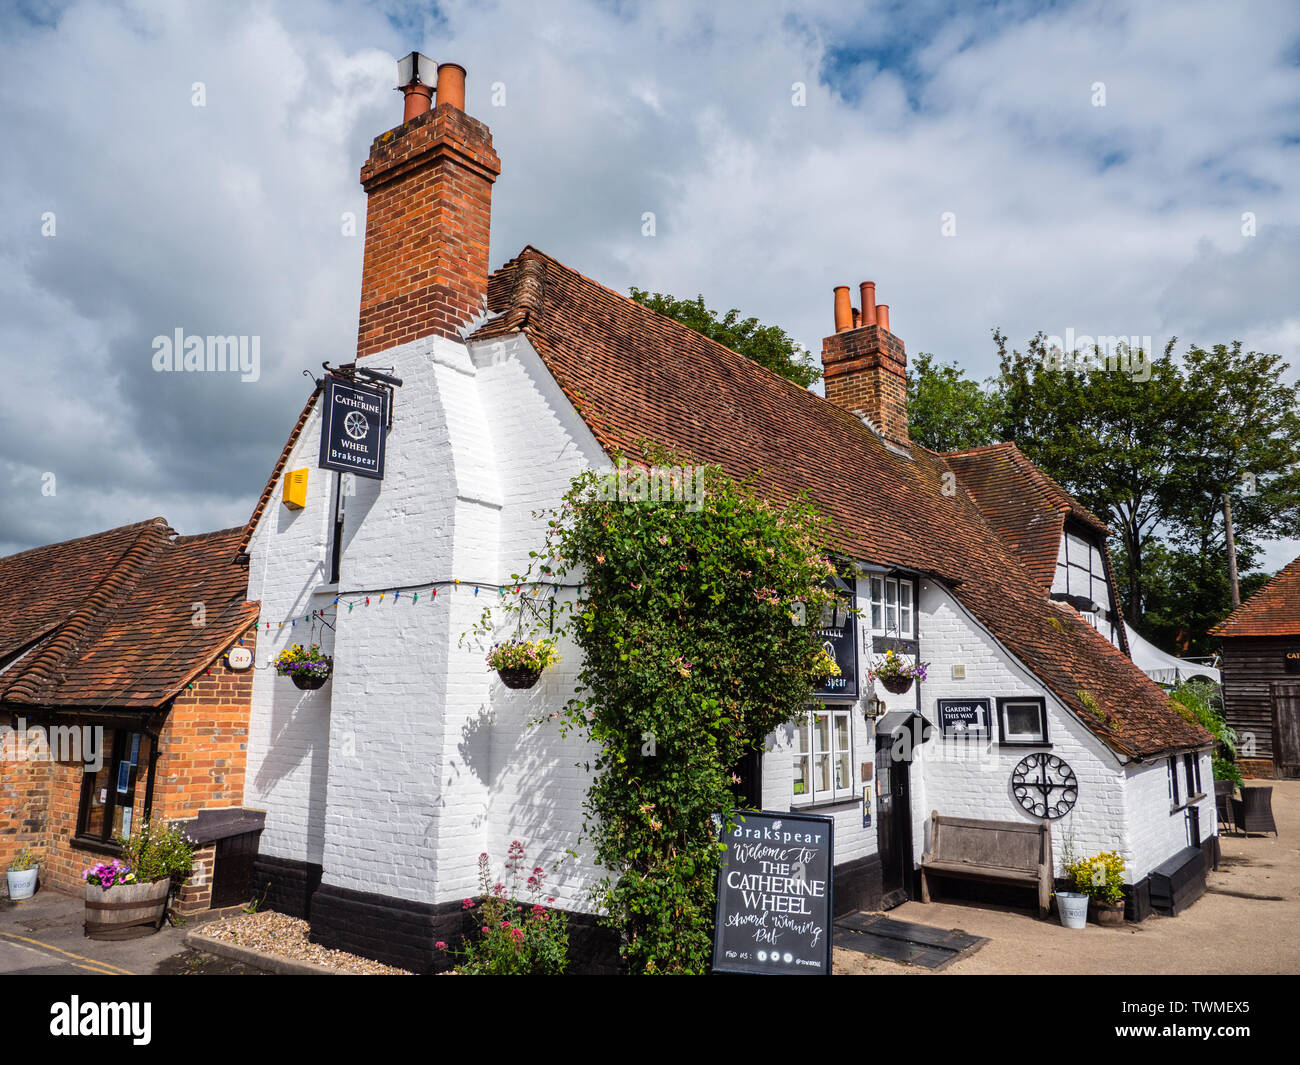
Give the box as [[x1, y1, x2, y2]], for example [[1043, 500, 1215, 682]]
[[1011, 753, 1078, 819]]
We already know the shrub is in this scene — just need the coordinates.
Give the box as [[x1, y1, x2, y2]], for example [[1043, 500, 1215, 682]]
[[115, 819, 195, 884], [1064, 850, 1126, 904], [440, 843, 569, 975], [9, 848, 35, 872], [1169, 679, 1239, 780], [532, 450, 839, 974]]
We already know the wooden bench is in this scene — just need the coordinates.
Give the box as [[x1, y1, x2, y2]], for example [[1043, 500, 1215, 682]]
[[920, 812, 1053, 918]]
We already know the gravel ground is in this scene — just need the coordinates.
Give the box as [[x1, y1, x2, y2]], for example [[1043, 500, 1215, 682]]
[[202, 911, 413, 974]]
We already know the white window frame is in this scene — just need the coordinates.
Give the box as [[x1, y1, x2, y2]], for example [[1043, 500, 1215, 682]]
[[868, 575, 915, 639], [996, 697, 1048, 746], [792, 707, 855, 806]]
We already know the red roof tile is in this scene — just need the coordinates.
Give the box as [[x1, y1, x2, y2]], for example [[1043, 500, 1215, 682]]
[[0, 523, 257, 709], [474, 247, 1209, 758], [1211, 553, 1300, 637]]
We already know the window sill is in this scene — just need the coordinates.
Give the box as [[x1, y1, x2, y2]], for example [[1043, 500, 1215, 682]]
[[791, 797, 859, 813], [998, 741, 1052, 749], [70, 836, 123, 858]]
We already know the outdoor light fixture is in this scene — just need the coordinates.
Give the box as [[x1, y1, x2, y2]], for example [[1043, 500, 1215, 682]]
[[865, 692, 886, 719]]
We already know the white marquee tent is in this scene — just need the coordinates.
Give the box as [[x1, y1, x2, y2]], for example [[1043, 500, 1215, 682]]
[[1124, 623, 1221, 687]]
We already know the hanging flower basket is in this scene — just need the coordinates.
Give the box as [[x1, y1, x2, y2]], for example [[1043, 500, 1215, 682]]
[[809, 646, 841, 690], [274, 643, 333, 690], [487, 640, 559, 690], [867, 649, 928, 696], [498, 667, 543, 690]]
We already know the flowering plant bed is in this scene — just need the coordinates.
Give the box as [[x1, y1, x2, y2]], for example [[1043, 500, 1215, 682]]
[[274, 643, 333, 689], [82, 821, 196, 939], [868, 649, 928, 694], [437, 842, 569, 975], [486, 640, 559, 689], [83, 858, 137, 888]]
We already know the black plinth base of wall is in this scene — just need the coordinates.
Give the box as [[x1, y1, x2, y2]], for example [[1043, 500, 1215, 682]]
[[309, 883, 464, 974], [251, 855, 322, 921], [833, 853, 884, 915]]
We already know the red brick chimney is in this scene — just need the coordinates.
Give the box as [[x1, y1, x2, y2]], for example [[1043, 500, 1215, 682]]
[[820, 281, 908, 448], [355, 56, 501, 357]]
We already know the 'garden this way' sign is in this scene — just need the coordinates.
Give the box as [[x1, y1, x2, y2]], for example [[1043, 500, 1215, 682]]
[[712, 810, 834, 975]]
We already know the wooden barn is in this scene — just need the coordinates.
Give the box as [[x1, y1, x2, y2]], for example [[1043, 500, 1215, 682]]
[[1212, 555, 1300, 778]]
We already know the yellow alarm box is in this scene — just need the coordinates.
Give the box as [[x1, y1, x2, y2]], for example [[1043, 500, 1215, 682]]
[[282, 468, 308, 510]]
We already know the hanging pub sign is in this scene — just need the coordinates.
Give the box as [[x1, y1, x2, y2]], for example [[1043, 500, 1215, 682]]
[[1285, 649, 1300, 674], [937, 697, 991, 736], [814, 577, 857, 701], [318, 375, 389, 480], [712, 809, 834, 976]]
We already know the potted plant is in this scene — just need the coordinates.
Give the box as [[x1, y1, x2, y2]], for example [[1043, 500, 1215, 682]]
[[809, 646, 841, 688], [487, 639, 560, 690], [274, 642, 333, 690], [6, 848, 38, 901], [1064, 849, 1127, 927], [868, 649, 928, 695], [83, 820, 195, 940]]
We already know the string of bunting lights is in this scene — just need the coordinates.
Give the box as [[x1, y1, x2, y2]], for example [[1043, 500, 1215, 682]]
[[262, 577, 585, 633]]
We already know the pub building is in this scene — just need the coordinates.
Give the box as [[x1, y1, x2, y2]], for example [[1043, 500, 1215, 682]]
[[0, 520, 264, 915], [232, 55, 1217, 973], [1213, 555, 1300, 778]]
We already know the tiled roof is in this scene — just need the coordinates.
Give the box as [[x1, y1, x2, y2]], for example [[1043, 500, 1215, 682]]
[[0, 523, 257, 708], [944, 442, 1106, 589], [472, 246, 1210, 758], [1211, 554, 1300, 637]]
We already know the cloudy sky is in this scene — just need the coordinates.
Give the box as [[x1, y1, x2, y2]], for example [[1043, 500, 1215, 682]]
[[2, 0, 1297, 573]]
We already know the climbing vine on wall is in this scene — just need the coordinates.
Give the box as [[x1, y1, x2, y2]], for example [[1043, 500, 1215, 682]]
[[533, 447, 841, 974]]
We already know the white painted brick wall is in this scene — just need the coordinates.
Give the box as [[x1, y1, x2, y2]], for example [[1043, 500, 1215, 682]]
[[244, 328, 1210, 914]]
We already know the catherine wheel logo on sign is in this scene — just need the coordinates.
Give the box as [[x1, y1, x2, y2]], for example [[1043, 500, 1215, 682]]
[[344, 411, 370, 440]]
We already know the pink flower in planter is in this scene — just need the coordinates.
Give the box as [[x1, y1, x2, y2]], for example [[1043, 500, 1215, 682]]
[[435, 941, 447, 950]]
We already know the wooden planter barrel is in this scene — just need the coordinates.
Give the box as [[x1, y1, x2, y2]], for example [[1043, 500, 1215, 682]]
[[84, 879, 170, 940]]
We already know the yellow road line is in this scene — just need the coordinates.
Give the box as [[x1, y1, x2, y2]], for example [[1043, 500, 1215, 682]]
[[0, 931, 133, 975]]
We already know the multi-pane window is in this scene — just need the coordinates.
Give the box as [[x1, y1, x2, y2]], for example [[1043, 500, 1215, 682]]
[[77, 730, 151, 843], [1183, 752, 1202, 800], [1168, 756, 1181, 808], [1052, 530, 1119, 646], [793, 709, 854, 805], [869, 576, 914, 638]]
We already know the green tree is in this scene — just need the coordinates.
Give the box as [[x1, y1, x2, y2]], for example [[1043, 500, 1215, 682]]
[[1165, 342, 1300, 609], [994, 331, 1187, 624], [905, 352, 1003, 452], [629, 288, 821, 388]]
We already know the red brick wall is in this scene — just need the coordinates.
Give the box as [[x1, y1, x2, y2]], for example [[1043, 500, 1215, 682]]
[[153, 626, 256, 819], [356, 103, 501, 355], [3, 623, 257, 897], [821, 324, 910, 447], [0, 730, 52, 872]]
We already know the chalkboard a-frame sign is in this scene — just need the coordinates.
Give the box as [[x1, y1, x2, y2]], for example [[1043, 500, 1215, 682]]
[[318, 375, 390, 480], [712, 809, 834, 975]]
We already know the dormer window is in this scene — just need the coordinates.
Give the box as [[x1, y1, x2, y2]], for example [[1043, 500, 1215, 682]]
[[1052, 526, 1120, 647]]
